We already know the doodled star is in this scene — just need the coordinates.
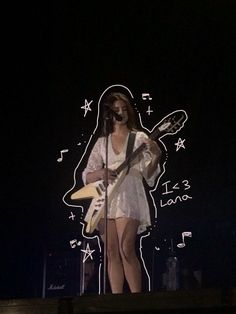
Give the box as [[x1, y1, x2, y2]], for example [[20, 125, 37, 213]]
[[81, 243, 95, 263], [81, 99, 93, 117], [175, 138, 186, 151]]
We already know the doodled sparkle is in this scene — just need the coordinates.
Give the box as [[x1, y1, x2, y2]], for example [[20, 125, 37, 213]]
[[69, 211, 76, 220], [146, 105, 154, 116]]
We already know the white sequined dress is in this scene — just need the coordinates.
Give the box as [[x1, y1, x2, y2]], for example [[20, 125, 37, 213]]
[[82, 131, 160, 234]]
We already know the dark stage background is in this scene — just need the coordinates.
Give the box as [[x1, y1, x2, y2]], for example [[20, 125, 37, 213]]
[[2, 1, 236, 299]]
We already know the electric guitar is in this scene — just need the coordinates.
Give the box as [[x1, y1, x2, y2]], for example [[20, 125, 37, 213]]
[[71, 110, 187, 233]]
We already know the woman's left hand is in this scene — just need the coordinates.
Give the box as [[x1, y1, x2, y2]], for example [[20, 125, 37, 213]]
[[144, 138, 162, 158]]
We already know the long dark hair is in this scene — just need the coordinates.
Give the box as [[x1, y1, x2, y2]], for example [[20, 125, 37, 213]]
[[101, 92, 137, 136]]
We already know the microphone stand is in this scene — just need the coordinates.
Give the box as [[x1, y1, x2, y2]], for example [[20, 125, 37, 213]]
[[102, 108, 121, 294], [103, 113, 110, 295]]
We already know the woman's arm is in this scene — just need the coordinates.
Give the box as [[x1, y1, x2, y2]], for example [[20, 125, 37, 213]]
[[86, 168, 117, 184], [143, 138, 162, 179], [86, 169, 104, 184], [82, 138, 104, 185]]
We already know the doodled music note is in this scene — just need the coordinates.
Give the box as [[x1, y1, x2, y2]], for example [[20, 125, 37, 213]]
[[177, 231, 192, 248], [57, 149, 69, 162], [70, 239, 82, 248], [142, 93, 152, 101]]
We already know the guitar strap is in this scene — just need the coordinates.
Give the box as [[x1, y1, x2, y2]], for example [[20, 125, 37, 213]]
[[125, 131, 136, 174]]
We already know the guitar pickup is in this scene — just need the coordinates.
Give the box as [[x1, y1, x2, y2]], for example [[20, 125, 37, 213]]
[[96, 186, 102, 196], [99, 183, 106, 192]]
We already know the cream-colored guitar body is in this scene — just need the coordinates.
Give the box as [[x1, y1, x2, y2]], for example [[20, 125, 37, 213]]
[[71, 167, 127, 233]]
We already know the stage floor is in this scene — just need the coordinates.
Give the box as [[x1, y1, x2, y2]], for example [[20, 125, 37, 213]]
[[0, 288, 236, 314]]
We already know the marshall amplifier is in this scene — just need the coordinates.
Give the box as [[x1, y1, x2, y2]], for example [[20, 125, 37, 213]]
[[42, 249, 81, 298]]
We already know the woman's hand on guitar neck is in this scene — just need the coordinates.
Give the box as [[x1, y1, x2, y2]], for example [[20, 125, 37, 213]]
[[143, 138, 162, 160]]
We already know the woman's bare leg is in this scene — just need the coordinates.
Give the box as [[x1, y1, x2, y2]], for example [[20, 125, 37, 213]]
[[100, 219, 124, 293], [116, 217, 142, 293]]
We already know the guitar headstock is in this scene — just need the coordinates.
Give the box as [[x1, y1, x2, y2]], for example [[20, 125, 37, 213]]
[[158, 110, 188, 136], [149, 110, 188, 140]]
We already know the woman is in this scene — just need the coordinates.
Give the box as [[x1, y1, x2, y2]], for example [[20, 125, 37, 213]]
[[82, 92, 162, 293]]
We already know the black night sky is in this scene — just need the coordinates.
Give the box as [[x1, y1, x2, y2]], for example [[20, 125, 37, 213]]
[[2, 1, 236, 299]]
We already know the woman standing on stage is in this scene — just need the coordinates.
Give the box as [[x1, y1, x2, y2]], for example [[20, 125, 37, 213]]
[[82, 92, 162, 293]]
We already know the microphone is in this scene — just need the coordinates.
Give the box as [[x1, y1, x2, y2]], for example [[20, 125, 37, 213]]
[[104, 104, 123, 121]]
